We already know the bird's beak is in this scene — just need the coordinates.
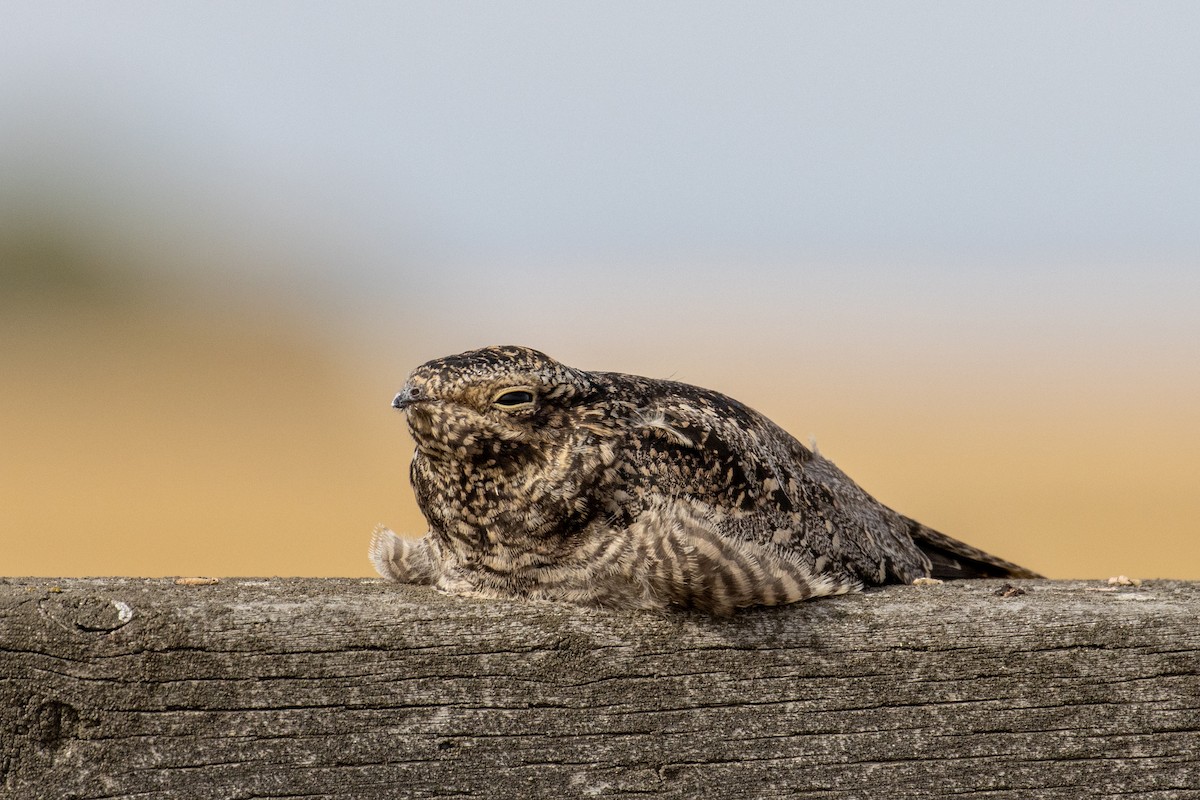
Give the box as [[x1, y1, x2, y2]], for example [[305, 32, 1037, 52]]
[[392, 387, 416, 410]]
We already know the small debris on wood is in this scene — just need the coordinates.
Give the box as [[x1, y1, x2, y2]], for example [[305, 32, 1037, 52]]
[[994, 583, 1026, 598], [1108, 575, 1142, 587], [912, 577, 944, 587], [174, 577, 220, 586]]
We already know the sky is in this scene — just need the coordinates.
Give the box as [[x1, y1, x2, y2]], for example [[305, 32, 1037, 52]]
[[2, 2, 1197, 578], [3, 3, 1198, 279]]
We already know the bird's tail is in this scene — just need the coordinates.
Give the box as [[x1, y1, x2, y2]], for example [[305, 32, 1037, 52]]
[[903, 516, 1042, 579]]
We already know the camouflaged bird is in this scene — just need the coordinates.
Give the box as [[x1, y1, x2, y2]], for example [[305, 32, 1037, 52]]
[[371, 345, 1039, 615]]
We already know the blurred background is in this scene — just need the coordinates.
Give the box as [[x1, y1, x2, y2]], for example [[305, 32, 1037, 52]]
[[2, 2, 1197, 579]]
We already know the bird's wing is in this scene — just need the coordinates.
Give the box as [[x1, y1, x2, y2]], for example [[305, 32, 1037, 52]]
[[626, 384, 813, 516], [627, 384, 935, 585]]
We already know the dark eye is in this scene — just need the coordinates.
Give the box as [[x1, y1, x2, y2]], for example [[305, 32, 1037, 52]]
[[494, 390, 534, 407]]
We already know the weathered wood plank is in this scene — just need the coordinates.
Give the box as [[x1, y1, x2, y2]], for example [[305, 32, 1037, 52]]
[[1, 578, 1197, 799]]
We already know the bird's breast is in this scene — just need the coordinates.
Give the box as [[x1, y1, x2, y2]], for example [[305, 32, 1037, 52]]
[[411, 436, 610, 562]]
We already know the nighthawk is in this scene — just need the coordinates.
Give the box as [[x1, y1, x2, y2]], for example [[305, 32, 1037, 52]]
[[371, 345, 1039, 614]]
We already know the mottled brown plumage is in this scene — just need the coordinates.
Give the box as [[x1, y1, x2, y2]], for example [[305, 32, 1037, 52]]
[[371, 345, 1039, 614]]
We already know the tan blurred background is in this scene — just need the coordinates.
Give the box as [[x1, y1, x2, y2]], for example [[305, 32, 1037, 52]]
[[2, 4, 1197, 579]]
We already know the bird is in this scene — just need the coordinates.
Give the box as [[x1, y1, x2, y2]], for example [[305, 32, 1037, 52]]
[[371, 345, 1040, 615]]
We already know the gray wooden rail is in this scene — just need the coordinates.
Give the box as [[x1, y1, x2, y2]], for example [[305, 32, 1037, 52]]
[[1, 577, 1198, 799]]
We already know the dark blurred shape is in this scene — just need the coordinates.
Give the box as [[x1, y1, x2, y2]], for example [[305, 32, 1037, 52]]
[[0, 211, 142, 308]]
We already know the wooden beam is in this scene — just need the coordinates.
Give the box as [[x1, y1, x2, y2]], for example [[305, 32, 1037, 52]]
[[2, 578, 1197, 798]]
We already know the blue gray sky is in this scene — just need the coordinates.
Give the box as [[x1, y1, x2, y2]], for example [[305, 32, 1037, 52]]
[[2, 2, 1198, 357]]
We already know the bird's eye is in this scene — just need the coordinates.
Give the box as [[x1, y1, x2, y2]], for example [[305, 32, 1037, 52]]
[[493, 388, 535, 409]]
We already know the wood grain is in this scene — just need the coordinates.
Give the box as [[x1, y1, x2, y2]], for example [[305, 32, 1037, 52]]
[[1, 578, 1197, 799]]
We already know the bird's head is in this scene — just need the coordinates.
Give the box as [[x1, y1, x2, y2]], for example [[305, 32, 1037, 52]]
[[393, 345, 595, 461]]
